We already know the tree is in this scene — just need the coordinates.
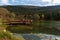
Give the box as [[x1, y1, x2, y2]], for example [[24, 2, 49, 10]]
[[0, 8, 10, 24], [11, 12, 16, 21], [33, 13, 40, 20]]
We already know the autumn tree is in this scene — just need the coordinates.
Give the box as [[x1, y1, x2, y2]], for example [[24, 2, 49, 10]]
[[0, 8, 10, 23], [33, 13, 40, 20]]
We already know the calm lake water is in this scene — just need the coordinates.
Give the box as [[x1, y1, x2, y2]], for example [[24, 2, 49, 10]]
[[10, 21, 60, 40], [7, 20, 60, 34], [36, 21, 60, 29]]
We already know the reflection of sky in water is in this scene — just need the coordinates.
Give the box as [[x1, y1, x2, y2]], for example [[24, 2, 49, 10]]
[[56, 36, 60, 40], [42, 34, 60, 40], [14, 33, 60, 40]]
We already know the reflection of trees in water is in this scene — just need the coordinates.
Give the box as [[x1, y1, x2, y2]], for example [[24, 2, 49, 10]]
[[32, 21, 60, 34]]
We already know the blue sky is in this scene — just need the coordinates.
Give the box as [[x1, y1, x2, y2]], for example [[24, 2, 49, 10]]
[[0, 0, 60, 6]]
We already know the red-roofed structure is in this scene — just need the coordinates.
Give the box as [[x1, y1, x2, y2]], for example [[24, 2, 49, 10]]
[[3, 19, 33, 25]]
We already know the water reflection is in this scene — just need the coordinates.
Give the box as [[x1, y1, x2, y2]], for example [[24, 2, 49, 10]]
[[14, 33, 60, 40], [7, 20, 60, 35]]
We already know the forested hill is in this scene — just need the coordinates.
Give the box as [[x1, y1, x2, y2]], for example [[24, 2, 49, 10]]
[[1, 5, 60, 14], [0, 5, 60, 20]]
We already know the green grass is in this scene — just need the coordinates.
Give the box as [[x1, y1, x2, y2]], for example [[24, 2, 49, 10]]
[[0, 30, 23, 40], [0, 23, 23, 40]]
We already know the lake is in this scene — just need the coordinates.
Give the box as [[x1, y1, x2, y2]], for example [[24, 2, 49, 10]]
[[7, 20, 60, 40], [13, 33, 60, 40], [7, 20, 60, 35]]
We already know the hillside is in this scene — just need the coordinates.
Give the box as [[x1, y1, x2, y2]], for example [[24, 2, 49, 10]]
[[0, 5, 60, 20], [0, 5, 60, 35], [1, 5, 60, 12]]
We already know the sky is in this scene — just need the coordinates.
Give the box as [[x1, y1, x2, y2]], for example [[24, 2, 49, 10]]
[[0, 0, 60, 6]]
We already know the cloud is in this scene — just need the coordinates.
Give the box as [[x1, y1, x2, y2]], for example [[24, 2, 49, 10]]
[[42, 0, 52, 3], [11, 0, 60, 6], [12, 0, 19, 2], [41, 0, 60, 6], [53, 0, 60, 3], [1, 0, 11, 5], [42, 0, 53, 6], [0, 0, 60, 6]]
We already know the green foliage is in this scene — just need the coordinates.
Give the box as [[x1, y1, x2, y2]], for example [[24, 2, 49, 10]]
[[0, 5, 60, 35], [0, 30, 21, 40]]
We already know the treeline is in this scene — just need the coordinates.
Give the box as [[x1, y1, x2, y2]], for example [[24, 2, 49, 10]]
[[1, 5, 60, 20]]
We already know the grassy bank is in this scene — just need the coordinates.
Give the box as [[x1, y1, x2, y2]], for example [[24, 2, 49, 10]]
[[0, 30, 23, 40], [0, 24, 24, 40]]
